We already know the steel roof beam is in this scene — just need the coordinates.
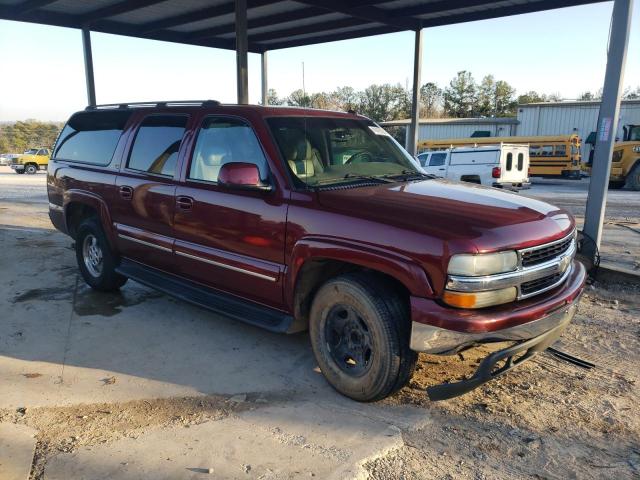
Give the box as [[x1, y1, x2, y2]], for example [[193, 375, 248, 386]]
[[139, 0, 273, 34], [292, 0, 421, 30], [253, 25, 400, 51], [80, 0, 166, 26], [11, 0, 56, 14]]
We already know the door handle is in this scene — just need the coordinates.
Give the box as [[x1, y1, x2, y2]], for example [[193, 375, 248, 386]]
[[119, 185, 133, 200], [176, 196, 194, 211]]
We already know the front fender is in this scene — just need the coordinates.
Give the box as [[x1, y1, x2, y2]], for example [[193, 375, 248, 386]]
[[286, 236, 435, 309]]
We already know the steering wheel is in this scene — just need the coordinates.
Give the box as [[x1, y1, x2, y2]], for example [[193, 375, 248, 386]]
[[344, 151, 373, 164]]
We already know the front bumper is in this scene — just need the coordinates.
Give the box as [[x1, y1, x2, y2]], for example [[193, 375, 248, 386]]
[[10, 164, 24, 171], [492, 181, 531, 191], [426, 300, 577, 401], [410, 260, 585, 353]]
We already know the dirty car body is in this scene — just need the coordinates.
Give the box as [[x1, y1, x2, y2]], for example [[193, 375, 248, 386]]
[[47, 101, 586, 402]]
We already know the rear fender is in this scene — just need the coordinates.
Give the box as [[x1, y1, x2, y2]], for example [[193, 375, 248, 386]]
[[63, 190, 117, 250]]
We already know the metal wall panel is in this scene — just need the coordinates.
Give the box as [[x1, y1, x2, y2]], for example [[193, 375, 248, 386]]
[[517, 101, 640, 157]]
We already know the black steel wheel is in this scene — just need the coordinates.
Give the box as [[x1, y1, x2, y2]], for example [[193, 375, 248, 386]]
[[309, 273, 417, 402]]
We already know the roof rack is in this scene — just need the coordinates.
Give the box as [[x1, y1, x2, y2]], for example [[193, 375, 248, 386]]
[[85, 100, 221, 110]]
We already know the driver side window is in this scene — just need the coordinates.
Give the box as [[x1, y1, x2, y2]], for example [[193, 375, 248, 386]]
[[188, 117, 268, 183]]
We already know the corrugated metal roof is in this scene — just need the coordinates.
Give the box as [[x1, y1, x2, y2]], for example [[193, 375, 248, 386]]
[[381, 117, 519, 126], [519, 99, 640, 107], [0, 0, 604, 53]]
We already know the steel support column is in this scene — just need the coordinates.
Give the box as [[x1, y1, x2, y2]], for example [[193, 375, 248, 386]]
[[81, 28, 96, 106], [261, 51, 268, 105], [583, 0, 634, 260], [407, 29, 422, 156], [235, 0, 249, 104]]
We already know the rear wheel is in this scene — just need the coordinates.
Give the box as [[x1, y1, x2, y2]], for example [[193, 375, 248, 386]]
[[609, 181, 625, 190], [626, 163, 640, 191], [75, 217, 127, 291], [25, 163, 38, 175], [309, 273, 417, 402]]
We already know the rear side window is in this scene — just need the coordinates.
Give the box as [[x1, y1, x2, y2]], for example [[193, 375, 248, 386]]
[[128, 115, 188, 176], [506, 152, 513, 171], [429, 153, 446, 166], [517, 152, 524, 171], [188, 117, 268, 183], [54, 110, 132, 165], [555, 145, 567, 156]]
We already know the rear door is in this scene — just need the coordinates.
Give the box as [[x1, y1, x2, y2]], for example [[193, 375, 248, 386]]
[[500, 146, 529, 184], [172, 115, 288, 309], [111, 113, 192, 273]]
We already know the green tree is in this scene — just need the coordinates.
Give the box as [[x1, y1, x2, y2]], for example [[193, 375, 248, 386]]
[[517, 91, 545, 104], [265, 88, 284, 105], [287, 89, 311, 107], [419, 82, 442, 117], [443, 71, 477, 118], [494, 80, 516, 116], [476, 75, 496, 117]]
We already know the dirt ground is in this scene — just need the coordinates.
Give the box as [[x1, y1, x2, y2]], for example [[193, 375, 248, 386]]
[[369, 278, 640, 479], [1, 168, 639, 479]]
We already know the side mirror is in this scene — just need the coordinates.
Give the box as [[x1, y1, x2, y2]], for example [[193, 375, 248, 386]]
[[218, 162, 272, 192]]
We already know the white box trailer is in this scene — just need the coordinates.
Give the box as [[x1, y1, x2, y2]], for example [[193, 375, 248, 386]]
[[417, 144, 530, 191]]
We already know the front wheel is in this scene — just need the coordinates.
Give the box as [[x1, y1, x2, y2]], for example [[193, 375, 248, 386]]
[[626, 164, 640, 191], [25, 164, 38, 175], [75, 218, 127, 291], [309, 273, 417, 402]]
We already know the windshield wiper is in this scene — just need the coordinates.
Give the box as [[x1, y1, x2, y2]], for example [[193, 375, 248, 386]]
[[342, 173, 395, 183], [383, 170, 436, 181]]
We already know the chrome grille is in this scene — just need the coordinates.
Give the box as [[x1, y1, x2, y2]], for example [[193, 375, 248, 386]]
[[520, 272, 564, 296], [446, 230, 577, 302], [521, 235, 574, 267]]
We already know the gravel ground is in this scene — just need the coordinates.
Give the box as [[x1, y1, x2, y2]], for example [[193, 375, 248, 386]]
[[367, 278, 640, 479]]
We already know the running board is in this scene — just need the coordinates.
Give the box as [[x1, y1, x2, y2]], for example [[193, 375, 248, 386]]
[[116, 258, 293, 333]]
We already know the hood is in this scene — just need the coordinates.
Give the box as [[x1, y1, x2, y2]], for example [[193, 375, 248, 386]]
[[316, 179, 574, 253]]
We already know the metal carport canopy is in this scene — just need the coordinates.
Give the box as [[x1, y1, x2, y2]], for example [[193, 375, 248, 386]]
[[0, 0, 635, 263], [0, 0, 606, 53]]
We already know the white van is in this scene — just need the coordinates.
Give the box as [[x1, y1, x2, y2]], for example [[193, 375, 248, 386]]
[[417, 144, 530, 191]]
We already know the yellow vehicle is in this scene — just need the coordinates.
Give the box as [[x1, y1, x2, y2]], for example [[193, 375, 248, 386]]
[[585, 125, 640, 190], [418, 134, 582, 179], [9, 148, 50, 174]]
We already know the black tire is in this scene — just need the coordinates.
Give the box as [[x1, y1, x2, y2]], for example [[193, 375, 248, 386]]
[[626, 163, 640, 191], [608, 181, 625, 190], [25, 163, 38, 175], [309, 273, 417, 402], [75, 217, 127, 291], [15, 169, 25, 174]]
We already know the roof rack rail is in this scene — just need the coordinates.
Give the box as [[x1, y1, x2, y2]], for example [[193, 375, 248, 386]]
[[85, 100, 221, 110]]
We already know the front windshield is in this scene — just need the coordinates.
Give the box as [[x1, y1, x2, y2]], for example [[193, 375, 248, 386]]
[[267, 117, 421, 187], [24, 149, 38, 155]]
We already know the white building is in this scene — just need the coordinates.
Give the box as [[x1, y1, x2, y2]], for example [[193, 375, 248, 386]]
[[516, 99, 640, 157], [381, 117, 518, 142], [383, 100, 640, 158]]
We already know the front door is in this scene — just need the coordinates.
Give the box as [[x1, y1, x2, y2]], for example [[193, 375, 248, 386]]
[[173, 115, 287, 309], [111, 113, 190, 273]]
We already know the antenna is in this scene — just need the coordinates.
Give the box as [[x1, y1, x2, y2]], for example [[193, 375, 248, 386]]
[[302, 62, 306, 103]]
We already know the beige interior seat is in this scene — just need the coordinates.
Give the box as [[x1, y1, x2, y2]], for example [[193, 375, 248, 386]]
[[286, 139, 324, 179], [193, 145, 229, 182]]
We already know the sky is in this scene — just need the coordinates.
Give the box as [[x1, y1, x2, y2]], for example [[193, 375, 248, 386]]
[[0, 2, 638, 122]]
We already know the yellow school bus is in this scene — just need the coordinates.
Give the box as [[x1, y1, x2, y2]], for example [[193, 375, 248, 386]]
[[418, 134, 582, 179]]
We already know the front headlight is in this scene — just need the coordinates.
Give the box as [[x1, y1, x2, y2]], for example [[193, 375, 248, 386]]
[[447, 251, 518, 277]]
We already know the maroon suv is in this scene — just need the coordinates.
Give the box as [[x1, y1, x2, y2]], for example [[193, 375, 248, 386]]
[[47, 101, 586, 401]]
